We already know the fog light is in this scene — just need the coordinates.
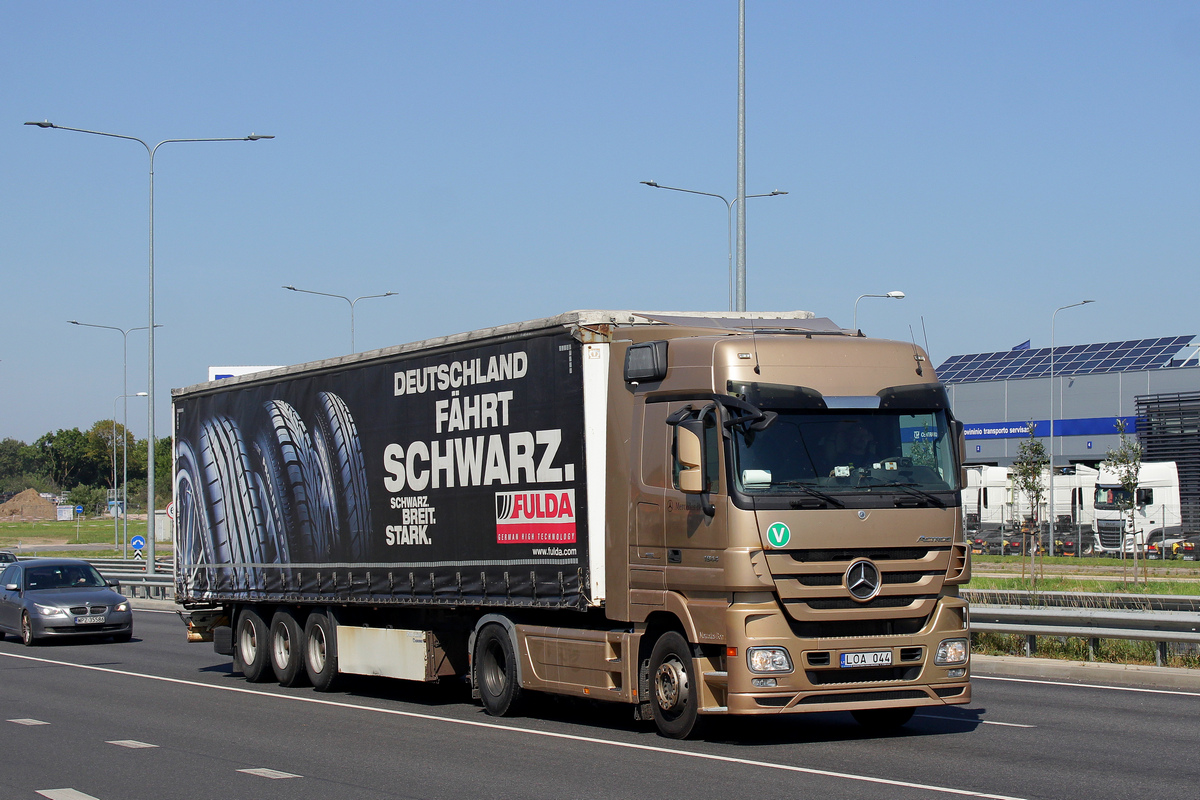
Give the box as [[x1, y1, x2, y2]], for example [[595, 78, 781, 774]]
[[947, 668, 966, 678], [751, 677, 778, 688], [935, 638, 969, 665], [747, 646, 793, 673]]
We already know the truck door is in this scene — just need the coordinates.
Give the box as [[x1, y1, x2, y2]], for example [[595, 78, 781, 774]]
[[664, 403, 726, 566], [634, 401, 670, 564]]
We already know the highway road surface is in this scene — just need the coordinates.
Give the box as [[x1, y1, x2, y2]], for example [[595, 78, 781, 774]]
[[1, 606, 1197, 800]]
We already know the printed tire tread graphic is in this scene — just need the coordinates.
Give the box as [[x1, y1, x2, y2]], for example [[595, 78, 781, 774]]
[[257, 400, 335, 564], [313, 392, 371, 562], [200, 417, 268, 590]]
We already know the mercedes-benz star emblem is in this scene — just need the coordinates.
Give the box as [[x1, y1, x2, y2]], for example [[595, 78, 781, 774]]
[[844, 559, 882, 602]]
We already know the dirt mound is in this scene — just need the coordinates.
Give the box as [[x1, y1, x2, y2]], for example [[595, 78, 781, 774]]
[[0, 488, 57, 520]]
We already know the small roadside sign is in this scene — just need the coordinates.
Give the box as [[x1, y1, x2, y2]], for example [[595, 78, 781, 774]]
[[130, 535, 146, 551], [75, 505, 84, 515], [165, 501, 175, 521]]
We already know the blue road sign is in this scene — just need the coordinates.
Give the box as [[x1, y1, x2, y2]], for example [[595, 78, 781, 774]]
[[130, 535, 146, 551], [75, 505, 84, 515]]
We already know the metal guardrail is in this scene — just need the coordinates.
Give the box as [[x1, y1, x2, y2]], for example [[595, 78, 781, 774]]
[[969, 603, 1200, 666], [89, 558, 175, 601]]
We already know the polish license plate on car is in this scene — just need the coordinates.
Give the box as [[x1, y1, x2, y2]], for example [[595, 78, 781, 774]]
[[840, 650, 892, 668], [75, 615, 105, 625]]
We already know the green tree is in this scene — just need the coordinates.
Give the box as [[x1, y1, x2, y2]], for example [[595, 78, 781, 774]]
[[67, 484, 108, 517], [1103, 418, 1143, 584], [1010, 423, 1048, 589], [34, 428, 92, 489]]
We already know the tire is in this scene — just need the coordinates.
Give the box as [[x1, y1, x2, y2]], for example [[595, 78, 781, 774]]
[[312, 392, 371, 561], [235, 608, 272, 683], [474, 624, 523, 717], [111, 629, 133, 643], [304, 611, 340, 692], [20, 612, 36, 647], [648, 631, 700, 739], [270, 609, 308, 687], [256, 401, 335, 564], [851, 706, 915, 731], [174, 439, 215, 595], [200, 417, 269, 589]]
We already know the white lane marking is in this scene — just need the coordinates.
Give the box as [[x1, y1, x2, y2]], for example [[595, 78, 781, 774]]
[[9, 718, 50, 725], [107, 739, 158, 748], [0, 651, 1029, 800], [239, 768, 301, 779], [975, 675, 1200, 698], [37, 790, 101, 800], [915, 713, 1036, 729]]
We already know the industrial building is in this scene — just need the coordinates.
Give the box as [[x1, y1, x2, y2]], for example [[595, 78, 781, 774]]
[[935, 335, 1200, 531]]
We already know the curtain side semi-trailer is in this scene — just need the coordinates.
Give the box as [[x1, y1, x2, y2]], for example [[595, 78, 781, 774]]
[[173, 310, 971, 739]]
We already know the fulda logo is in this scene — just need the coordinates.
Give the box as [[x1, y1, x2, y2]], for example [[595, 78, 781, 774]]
[[495, 489, 576, 544]]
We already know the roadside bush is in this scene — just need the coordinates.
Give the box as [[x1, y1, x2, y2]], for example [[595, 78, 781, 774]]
[[66, 484, 108, 517]]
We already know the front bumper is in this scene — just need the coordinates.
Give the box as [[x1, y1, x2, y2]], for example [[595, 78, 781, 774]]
[[32, 610, 133, 640], [700, 595, 971, 715]]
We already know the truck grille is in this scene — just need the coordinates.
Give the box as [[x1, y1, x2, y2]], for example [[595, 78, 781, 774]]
[[1096, 520, 1125, 549], [765, 547, 951, 628]]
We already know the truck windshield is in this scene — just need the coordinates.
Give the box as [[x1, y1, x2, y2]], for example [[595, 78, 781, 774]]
[[731, 409, 959, 496], [1094, 487, 1132, 510]]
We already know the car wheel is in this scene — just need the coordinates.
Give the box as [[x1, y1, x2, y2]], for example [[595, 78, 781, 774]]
[[111, 628, 133, 643], [304, 611, 340, 692], [21, 611, 37, 647], [270, 609, 308, 687]]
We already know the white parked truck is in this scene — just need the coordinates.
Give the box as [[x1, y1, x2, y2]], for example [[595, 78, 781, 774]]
[[173, 310, 971, 738], [1093, 461, 1183, 555]]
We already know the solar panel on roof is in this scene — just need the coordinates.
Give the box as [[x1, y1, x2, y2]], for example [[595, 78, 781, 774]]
[[935, 335, 1196, 383]]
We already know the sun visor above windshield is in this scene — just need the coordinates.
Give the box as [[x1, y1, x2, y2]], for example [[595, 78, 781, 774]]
[[876, 383, 951, 410]]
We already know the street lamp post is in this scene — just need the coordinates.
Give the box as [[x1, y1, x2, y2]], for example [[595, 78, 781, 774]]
[[639, 181, 787, 311], [1048, 300, 1096, 556], [30, 121, 273, 574], [852, 291, 906, 333], [282, 286, 398, 353], [70, 320, 149, 546], [113, 392, 147, 558]]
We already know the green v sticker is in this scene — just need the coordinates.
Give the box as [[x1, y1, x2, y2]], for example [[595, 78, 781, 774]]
[[766, 522, 791, 548]]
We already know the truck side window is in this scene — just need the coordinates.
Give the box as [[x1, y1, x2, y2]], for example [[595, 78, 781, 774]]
[[640, 403, 671, 489]]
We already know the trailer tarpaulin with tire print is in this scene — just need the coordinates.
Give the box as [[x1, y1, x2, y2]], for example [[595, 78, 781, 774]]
[[173, 331, 589, 609]]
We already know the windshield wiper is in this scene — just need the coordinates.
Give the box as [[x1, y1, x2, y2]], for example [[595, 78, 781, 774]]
[[771, 481, 846, 508], [873, 480, 947, 507]]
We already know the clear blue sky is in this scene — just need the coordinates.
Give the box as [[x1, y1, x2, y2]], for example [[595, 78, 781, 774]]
[[2, 2, 1198, 443]]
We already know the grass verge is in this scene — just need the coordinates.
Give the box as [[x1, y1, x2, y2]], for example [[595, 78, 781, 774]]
[[972, 631, 1200, 669]]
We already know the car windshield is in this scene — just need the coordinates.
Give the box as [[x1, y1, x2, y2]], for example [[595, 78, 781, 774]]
[[731, 409, 959, 495], [24, 564, 107, 590]]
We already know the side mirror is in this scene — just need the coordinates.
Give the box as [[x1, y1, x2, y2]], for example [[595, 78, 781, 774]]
[[677, 421, 706, 494], [5, 583, 18, 592]]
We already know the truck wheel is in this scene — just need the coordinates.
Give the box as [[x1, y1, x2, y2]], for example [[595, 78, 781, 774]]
[[475, 624, 523, 717], [304, 611, 340, 692], [235, 608, 272, 682], [648, 631, 699, 739], [851, 707, 915, 731], [270, 609, 308, 687]]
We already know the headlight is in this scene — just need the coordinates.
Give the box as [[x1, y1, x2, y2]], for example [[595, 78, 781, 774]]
[[747, 646, 793, 673], [33, 603, 67, 618], [114, 602, 129, 612], [935, 638, 969, 665]]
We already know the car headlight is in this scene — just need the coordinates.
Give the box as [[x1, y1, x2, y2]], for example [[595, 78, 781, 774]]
[[33, 603, 67, 618], [935, 638, 969, 666], [114, 601, 129, 612], [747, 646, 793, 673]]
